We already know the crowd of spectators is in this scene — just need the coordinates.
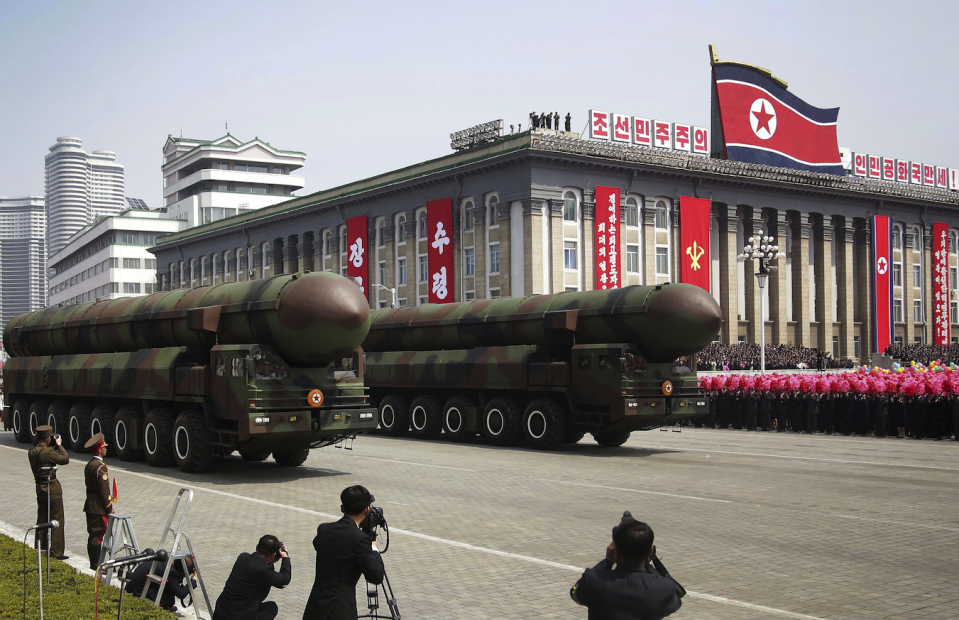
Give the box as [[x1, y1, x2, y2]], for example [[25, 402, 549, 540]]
[[885, 343, 959, 366], [697, 344, 855, 371]]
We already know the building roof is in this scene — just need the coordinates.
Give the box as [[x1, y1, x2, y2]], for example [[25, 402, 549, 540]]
[[162, 133, 306, 169]]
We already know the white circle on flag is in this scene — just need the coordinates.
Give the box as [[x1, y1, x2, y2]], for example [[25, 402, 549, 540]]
[[877, 257, 888, 275], [749, 98, 777, 140]]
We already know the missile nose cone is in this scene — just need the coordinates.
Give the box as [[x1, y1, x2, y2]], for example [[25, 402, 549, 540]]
[[278, 273, 370, 331], [644, 284, 723, 358]]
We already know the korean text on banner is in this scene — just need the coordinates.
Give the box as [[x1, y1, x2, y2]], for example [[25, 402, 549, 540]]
[[871, 215, 892, 353], [679, 196, 711, 292], [426, 198, 454, 303], [933, 222, 950, 345], [594, 186, 621, 290], [346, 215, 368, 299]]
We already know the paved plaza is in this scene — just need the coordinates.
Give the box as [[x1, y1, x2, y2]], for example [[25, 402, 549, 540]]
[[3, 427, 958, 619]]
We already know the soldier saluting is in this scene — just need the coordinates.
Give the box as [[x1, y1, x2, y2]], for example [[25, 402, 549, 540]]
[[28, 425, 70, 559], [83, 432, 114, 570]]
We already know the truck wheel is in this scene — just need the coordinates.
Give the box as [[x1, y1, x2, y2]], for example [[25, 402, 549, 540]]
[[593, 431, 631, 447], [114, 407, 143, 462], [273, 449, 310, 467], [46, 401, 71, 448], [68, 403, 93, 452], [240, 451, 271, 462], [523, 399, 568, 450], [27, 401, 48, 444], [143, 408, 175, 467], [173, 410, 213, 473], [409, 396, 442, 440], [563, 428, 586, 444], [90, 405, 117, 456], [379, 394, 410, 437], [483, 397, 522, 447], [12, 399, 32, 443], [442, 396, 476, 442]]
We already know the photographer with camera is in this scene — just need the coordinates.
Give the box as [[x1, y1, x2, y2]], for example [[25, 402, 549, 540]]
[[570, 513, 682, 620], [303, 485, 385, 620], [125, 556, 196, 611], [27, 425, 70, 560], [212, 534, 291, 620]]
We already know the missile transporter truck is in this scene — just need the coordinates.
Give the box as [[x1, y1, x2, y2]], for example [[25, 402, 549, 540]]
[[363, 282, 723, 450], [2, 272, 378, 472]]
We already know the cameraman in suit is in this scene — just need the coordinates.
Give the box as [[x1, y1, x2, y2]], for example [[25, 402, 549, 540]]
[[212, 535, 291, 620], [303, 485, 385, 620]]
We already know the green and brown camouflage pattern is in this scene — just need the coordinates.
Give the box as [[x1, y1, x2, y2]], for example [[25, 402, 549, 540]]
[[364, 283, 721, 435], [3, 271, 378, 457]]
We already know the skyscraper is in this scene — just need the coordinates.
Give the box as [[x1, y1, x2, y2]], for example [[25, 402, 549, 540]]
[[44, 137, 125, 256], [0, 197, 47, 327]]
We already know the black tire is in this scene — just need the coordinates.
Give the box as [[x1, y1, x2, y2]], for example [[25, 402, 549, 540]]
[[46, 401, 71, 448], [173, 409, 213, 473], [12, 399, 32, 443], [90, 405, 117, 457], [114, 406, 144, 462], [379, 394, 410, 437], [27, 401, 48, 444], [563, 428, 586, 444], [483, 397, 522, 447], [409, 395, 443, 440], [68, 403, 93, 452], [240, 451, 271, 462], [522, 398, 568, 450], [442, 395, 476, 442], [273, 449, 310, 467], [143, 408, 175, 467], [593, 431, 631, 447]]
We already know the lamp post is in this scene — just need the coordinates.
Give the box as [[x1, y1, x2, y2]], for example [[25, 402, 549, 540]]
[[372, 283, 398, 308], [738, 235, 786, 374]]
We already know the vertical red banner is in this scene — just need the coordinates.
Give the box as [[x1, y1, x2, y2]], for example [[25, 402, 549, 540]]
[[871, 215, 892, 353], [346, 215, 368, 299], [426, 198, 454, 303], [679, 196, 711, 292], [933, 222, 950, 345], [594, 186, 621, 290]]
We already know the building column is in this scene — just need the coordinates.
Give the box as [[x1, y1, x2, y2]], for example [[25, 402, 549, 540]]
[[741, 207, 763, 346], [791, 212, 812, 347], [313, 235, 323, 272], [498, 202, 512, 295], [550, 199, 564, 294], [835, 218, 856, 360], [768, 210, 789, 345], [472, 205, 487, 299], [903, 228, 915, 343], [814, 215, 835, 353], [854, 222, 873, 362], [582, 190, 595, 291], [526, 199, 546, 295], [285, 237, 297, 274], [716, 204, 739, 344], [239, 251, 249, 282], [297, 242, 308, 273], [643, 199, 657, 286]]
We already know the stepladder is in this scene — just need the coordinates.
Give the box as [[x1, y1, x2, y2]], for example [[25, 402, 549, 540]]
[[98, 514, 141, 586], [141, 488, 214, 620]]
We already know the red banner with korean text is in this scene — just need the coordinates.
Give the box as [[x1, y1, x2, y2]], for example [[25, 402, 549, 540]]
[[426, 198, 454, 303], [594, 186, 621, 290], [871, 215, 893, 353], [933, 222, 950, 345], [346, 215, 368, 299], [679, 196, 711, 291]]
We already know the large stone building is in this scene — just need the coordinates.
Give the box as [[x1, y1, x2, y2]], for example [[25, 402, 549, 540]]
[[150, 128, 959, 364], [0, 197, 47, 327]]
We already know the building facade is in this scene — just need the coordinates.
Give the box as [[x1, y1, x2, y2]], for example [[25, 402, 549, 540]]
[[150, 129, 959, 364], [44, 137, 125, 256], [162, 134, 306, 228], [48, 206, 185, 307], [0, 197, 47, 327]]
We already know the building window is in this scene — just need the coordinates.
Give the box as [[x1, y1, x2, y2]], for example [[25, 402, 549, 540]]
[[419, 256, 428, 282], [893, 299, 903, 322], [122, 258, 140, 269], [626, 245, 639, 273], [323, 231, 331, 256], [144, 258, 157, 269], [914, 300, 923, 323], [463, 202, 474, 230], [489, 244, 501, 273], [378, 261, 386, 284], [417, 210, 427, 240], [465, 291, 475, 301], [396, 215, 407, 242], [854, 336, 861, 359], [892, 227, 901, 250], [123, 283, 141, 294], [655, 201, 668, 229], [894, 336, 903, 345], [376, 219, 385, 247], [564, 241, 578, 269], [913, 264, 921, 288], [563, 191, 577, 222], [144, 283, 155, 294], [398, 258, 407, 285], [418, 296, 428, 306], [624, 197, 639, 227], [951, 232, 958, 253], [892, 263, 902, 287], [655, 247, 668, 275], [143, 235, 157, 245], [488, 195, 499, 227], [489, 288, 501, 299], [832, 335, 839, 358], [565, 286, 579, 292], [951, 267, 957, 290], [464, 248, 475, 276], [398, 298, 408, 307], [952, 301, 958, 325]]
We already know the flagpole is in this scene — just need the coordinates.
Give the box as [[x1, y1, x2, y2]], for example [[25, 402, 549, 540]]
[[739, 234, 785, 373]]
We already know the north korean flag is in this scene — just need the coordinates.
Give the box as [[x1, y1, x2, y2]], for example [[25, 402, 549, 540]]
[[712, 63, 844, 176]]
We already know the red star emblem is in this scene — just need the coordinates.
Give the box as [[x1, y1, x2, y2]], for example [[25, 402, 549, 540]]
[[752, 102, 775, 134]]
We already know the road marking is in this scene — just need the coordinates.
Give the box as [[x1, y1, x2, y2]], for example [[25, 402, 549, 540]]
[[347, 455, 477, 472], [538, 479, 732, 503], [686, 592, 828, 620], [829, 513, 959, 533]]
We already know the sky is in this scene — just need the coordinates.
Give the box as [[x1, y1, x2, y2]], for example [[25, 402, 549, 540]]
[[1, 0, 957, 205]]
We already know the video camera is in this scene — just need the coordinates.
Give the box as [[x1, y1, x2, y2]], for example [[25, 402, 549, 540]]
[[360, 495, 390, 553], [618, 511, 686, 598]]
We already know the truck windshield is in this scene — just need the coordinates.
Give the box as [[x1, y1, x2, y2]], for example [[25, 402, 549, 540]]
[[624, 349, 647, 375], [254, 350, 289, 381]]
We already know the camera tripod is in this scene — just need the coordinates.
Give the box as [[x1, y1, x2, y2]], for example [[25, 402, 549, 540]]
[[359, 506, 400, 620]]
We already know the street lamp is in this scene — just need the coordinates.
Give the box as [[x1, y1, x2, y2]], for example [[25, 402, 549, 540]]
[[372, 283, 398, 308], [738, 235, 786, 374]]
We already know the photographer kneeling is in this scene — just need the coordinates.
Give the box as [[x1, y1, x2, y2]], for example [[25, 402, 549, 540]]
[[213, 534, 291, 620], [125, 556, 195, 611], [570, 517, 682, 620]]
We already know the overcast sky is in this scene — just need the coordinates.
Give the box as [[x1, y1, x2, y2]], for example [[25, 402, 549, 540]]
[[1, 0, 956, 204]]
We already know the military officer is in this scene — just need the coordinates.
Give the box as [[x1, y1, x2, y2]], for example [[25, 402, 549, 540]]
[[83, 432, 114, 570], [28, 425, 70, 559]]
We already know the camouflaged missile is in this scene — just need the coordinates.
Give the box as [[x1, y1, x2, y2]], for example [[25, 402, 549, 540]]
[[2, 272, 378, 473]]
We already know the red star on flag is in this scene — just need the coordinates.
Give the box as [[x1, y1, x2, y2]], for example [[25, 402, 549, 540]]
[[752, 102, 774, 134]]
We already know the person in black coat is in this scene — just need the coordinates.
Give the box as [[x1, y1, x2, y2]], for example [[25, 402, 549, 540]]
[[125, 557, 196, 611], [303, 485, 385, 620], [890, 394, 907, 438], [759, 390, 773, 431], [213, 535, 292, 620], [873, 395, 889, 437], [804, 393, 819, 434], [911, 395, 928, 439], [745, 390, 759, 431], [729, 389, 743, 430], [571, 518, 681, 620], [820, 392, 834, 434], [854, 394, 871, 436], [950, 394, 959, 440]]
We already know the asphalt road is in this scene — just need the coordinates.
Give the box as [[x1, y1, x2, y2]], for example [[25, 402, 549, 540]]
[[3, 427, 958, 619]]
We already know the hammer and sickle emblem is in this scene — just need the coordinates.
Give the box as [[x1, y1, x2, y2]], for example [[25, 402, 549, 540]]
[[686, 241, 705, 271]]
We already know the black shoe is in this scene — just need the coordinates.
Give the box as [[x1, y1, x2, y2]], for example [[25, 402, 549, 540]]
[[55, 555, 69, 560]]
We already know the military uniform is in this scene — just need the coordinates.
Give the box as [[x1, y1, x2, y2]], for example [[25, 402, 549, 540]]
[[27, 426, 70, 557], [83, 433, 114, 570]]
